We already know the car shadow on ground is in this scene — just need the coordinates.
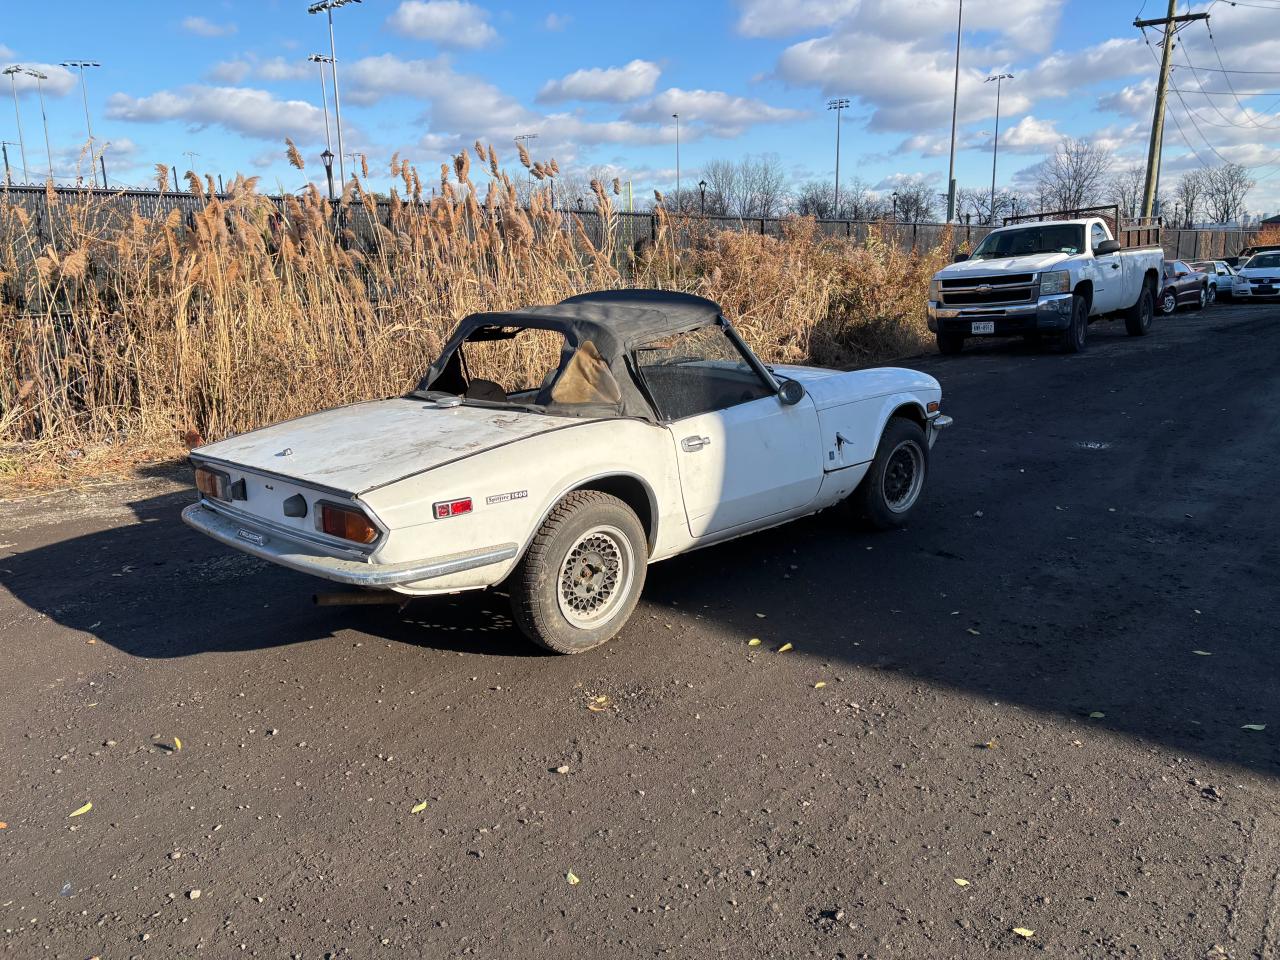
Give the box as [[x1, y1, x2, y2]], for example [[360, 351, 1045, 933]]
[[2, 482, 1277, 778]]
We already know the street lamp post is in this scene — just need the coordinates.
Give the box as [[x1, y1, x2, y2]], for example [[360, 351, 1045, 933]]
[[24, 69, 54, 183], [320, 148, 335, 201], [827, 97, 849, 219], [514, 133, 538, 207], [307, 53, 336, 199], [698, 179, 706, 216], [308, 0, 361, 188], [61, 60, 101, 187], [671, 113, 681, 212], [985, 73, 1012, 225], [2, 66, 29, 182], [891, 191, 899, 222], [945, 0, 964, 222]]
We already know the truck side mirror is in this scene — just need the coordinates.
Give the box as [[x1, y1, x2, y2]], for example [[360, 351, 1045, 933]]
[[1095, 239, 1121, 255], [952, 252, 970, 263]]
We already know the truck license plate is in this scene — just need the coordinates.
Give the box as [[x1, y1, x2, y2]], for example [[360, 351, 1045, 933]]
[[970, 321, 995, 334], [1257, 285, 1275, 295]]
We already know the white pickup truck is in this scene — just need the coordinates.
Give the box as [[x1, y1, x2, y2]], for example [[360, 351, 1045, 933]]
[[926, 217, 1165, 354]]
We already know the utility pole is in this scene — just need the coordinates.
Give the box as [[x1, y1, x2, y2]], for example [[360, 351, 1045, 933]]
[[308, 0, 361, 189], [2, 66, 29, 182], [672, 113, 680, 212], [827, 97, 849, 219], [1135, 2, 1209, 219], [985, 74, 1012, 225], [61, 61, 101, 187], [308, 53, 335, 197], [945, 0, 963, 223]]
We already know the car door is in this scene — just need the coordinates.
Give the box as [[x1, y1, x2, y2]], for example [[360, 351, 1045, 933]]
[[633, 326, 822, 539], [1174, 262, 1201, 303], [1090, 222, 1121, 311]]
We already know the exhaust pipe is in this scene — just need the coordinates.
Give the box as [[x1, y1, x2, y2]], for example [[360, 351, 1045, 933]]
[[313, 591, 408, 607]]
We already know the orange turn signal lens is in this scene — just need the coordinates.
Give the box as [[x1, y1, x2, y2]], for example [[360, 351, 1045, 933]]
[[927, 401, 941, 414], [318, 503, 379, 544]]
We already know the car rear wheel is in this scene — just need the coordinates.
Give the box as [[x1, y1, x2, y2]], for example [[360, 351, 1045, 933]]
[[508, 490, 647, 654], [1124, 281, 1154, 336], [1189, 285, 1207, 311], [1159, 287, 1178, 315], [848, 418, 929, 530], [1206, 284, 1217, 304], [936, 332, 965, 355]]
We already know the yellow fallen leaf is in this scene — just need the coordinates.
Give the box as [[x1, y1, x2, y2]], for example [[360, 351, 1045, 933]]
[[69, 802, 92, 818], [566, 871, 580, 885], [0, 821, 7, 829], [1242, 724, 1266, 731], [813, 681, 826, 689], [953, 878, 970, 887], [747, 638, 761, 647], [587, 703, 609, 712], [173, 737, 182, 752], [1192, 650, 1212, 656], [1013, 927, 1035, 938], [1088, 711, 1105, 719], [982, 740, 998, 750], [593, 695, 608, 703], [411, 801, 428, 814], [777, 642, 793, 653]]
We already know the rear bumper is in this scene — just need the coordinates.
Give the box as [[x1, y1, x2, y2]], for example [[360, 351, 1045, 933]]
[[927, 293, 1074, 335], [182, 502, 517, 588]]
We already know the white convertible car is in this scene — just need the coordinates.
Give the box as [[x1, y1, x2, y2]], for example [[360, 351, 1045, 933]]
[[184, 290, 951, 653]]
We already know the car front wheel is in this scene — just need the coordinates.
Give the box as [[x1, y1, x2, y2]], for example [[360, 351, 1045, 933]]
[[848, 418, 929, 530], [508, 490, 648, 654], [1159, 287, 1178, 315]]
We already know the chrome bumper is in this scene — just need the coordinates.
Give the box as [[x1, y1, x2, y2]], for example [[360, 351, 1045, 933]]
[[927, 414, 953, 448], [181, 503, 517, 588], [927, 293, 1074, 332]]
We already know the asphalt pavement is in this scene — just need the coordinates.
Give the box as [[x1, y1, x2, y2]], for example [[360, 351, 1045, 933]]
[[2, 300, 1278, 959]]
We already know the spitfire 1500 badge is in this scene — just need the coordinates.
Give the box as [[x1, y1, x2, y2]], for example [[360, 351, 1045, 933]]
[[486, 490, 528, 505]]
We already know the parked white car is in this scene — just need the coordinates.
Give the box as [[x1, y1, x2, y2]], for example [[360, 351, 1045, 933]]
[[184, 291, 952, 653], [927, 216, 1165, 354], [1231, 252, 1280, 301]]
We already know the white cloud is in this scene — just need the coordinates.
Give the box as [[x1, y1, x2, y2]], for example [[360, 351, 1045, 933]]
[[257, 57, 312, 82], [992, 115, 1063, 153], [105, 86, 330, 142], [181, 16, 237, 38], [207, 60, 251, 84], [0, 63, 78, 98], [386, 1, 497, 48], [537, 60, 660, 104], [207, 56, 312, 85], [735, 0, 857, 38], [624, 88, 806, 137], [543, 12, 571, 31]]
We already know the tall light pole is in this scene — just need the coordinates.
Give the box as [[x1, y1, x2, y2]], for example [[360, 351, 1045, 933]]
[[3, 66, 30, 182], [514, 133, 538, 207], [672, 113, 680, 212], [24, 69, 54, 183], [827, 97, 849, 219], [308, 0, 361, 188], [985, 73, 1012, 225], [183, 151, 199, 171], [307, 53, 335, 197], [61, 61, 101, 188], [1, 141, 15, 184], [945, 0, 964, 223]]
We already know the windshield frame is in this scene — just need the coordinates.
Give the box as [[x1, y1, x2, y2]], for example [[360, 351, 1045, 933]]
[[969, 223, 1087, 261]]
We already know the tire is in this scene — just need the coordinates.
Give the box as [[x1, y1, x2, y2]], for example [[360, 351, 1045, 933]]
[[1123, 281, 1154, 337], [848, 418, 929, 530], [508, 490, 647, 654], [1189, 284, 1207, 311], [1159, 286, 1178, 315], [936, 332, 965, 355], [1206, 284, 1217, 305], [1061, 293, 1087, 354]]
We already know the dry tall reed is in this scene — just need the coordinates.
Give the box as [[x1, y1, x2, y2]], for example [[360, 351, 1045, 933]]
[[0, 147, 946, 489]]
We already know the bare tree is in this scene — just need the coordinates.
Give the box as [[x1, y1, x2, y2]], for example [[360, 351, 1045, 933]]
[[1171, 169, 1205, 227], [790, 176, 886, 220], [954, 186, 1018, 225], [1203, 162, 1255, 224], [1034, 137, 1113, 211], [1108, 164, 1145, 220], [695, 154, 789, 218], [892, 179, 939, 223]]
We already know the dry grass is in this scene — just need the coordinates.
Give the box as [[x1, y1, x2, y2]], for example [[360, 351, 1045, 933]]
[[0, 146, 946, 493]]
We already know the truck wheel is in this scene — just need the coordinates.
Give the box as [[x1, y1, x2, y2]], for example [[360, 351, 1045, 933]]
[[1061, 294, 1088, 353], [936, 332, 965, 355], [1189, 285, 1207, 311], [508, 490, 648, 654], [1123, 281, 1154, 336], [848, 418, 929, 530]]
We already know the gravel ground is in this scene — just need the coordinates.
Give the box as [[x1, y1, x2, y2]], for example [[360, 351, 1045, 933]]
[[1, 301, 1278, 959]]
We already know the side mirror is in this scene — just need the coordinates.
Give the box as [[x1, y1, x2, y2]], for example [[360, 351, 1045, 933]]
[[952, 252, 970, 263], [778, 379, 806, 406], [1095, 239, 1121, 255]]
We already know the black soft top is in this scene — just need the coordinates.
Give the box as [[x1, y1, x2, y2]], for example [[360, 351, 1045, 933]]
[[419, 290, 728, 421]]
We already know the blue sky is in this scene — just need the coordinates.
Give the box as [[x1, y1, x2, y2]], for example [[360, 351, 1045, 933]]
[[2, 0, 1278, 213]]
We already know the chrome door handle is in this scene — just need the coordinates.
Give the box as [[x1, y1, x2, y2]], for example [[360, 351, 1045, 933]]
[[681, 435, 711, 452]]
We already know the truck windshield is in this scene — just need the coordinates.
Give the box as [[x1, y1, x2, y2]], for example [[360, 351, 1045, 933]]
[[970, 224, 1086, 260]]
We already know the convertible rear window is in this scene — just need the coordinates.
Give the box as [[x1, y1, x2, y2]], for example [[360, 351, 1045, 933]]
[[634, 326, 773, 421]]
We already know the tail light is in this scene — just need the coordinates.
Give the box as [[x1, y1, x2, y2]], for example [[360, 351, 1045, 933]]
[[195, 466, 232, 501], [317, 502, 379, 544]]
